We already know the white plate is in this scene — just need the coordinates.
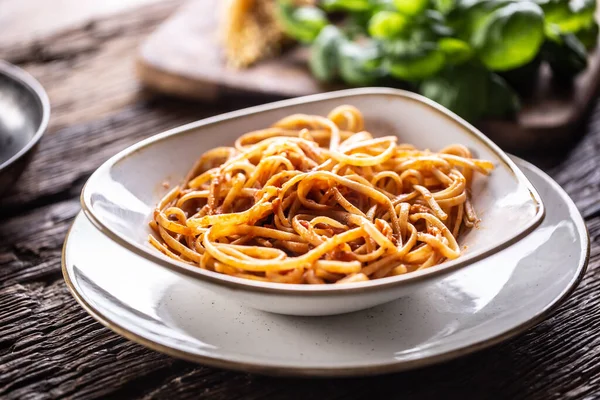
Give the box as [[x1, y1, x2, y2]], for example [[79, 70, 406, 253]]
[[64, 158, 588, 376], [80, 88, 544, 315]]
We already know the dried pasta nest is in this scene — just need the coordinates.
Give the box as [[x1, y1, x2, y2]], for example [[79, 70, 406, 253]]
[[221, 0, 315, 67]]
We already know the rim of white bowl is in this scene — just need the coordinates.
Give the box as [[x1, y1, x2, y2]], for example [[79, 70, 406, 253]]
[[80, 87, 545, 295]]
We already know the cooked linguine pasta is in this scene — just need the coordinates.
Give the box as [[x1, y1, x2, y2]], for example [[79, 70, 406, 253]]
[[149, 105, 494, 284]]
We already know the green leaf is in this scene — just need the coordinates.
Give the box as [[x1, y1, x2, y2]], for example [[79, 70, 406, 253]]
[[368, 11, 409, 38], [433, 0, 457, 15], [576, 20, 599, 49], [382, 36, 431, 57], [424, 10, 455, 36], [369, 0, 398, 11], [543, 32, 588, 79], [343, 12, 371, 38], [473, 2, 545, 71], [387, 44, 446, 80], [309, 26, 345, 82], [447, 0, 509, 41], [422, 66, 518, 121], [393, 0, 430, 16], [338, 41, 384, 85], [277, 3, 329, 43], [420, 66, 486, 121], [486, 73, 521, 118], [419, 64, 519, 121], [498, 56, 541, 94], [438, 37, 472, 64], [321, 0, 373, 12], [543, 0, 596, 34]]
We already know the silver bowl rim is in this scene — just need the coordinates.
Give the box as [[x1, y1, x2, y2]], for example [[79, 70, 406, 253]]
[[0, 60, 50, 172]]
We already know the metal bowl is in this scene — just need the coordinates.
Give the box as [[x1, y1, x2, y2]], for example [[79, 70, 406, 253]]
[[0, 60, 50, 196]]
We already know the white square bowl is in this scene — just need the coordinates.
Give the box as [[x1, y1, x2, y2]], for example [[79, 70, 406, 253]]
[[80, 88, 544, 316]]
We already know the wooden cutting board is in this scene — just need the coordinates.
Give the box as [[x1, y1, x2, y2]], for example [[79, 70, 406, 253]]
[[136, 0, 600, 154]]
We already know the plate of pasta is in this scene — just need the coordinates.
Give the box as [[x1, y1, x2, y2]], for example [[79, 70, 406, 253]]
[[80, 88, 544, 315]]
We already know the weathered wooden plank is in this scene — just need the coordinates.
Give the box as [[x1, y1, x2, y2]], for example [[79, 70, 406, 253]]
[[0, 200, 79, 287], [1, 1, 600, 399], [0, 283, 182, 399], [0, 0, 161, 47], [0, 0, 184, 130]]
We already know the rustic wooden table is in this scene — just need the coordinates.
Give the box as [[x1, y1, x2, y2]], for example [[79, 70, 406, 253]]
[[1, 1, 600, 398]]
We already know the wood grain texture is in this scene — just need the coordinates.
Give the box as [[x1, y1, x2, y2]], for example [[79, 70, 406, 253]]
[[137, 0, 600, 154], [0, 0, 161, 47], [1, 1, 600, 399], [0, 0, 184, 130]]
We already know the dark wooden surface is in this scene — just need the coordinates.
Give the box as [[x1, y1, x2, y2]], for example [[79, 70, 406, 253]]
[[1, 1, 600, 399]]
